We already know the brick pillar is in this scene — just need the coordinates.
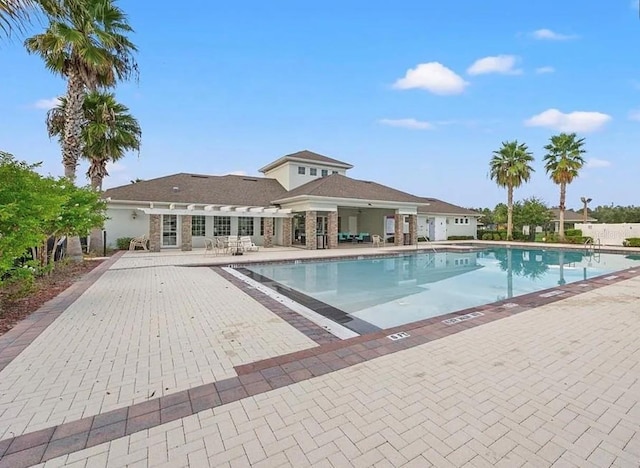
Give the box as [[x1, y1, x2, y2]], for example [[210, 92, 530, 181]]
[[181, 215, 192, 251], [305, 211, 317, 250], [394, 213, 403, 246], [327, 211, 338, 249], [263, 217, 274, 247], [282, 218, 292, 247], [149, 214, 161, 252], [409, 214, 418, 245]]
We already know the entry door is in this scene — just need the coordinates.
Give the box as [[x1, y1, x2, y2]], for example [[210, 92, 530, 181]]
[[348, 216, 358, 234], [162, 215, 178, 247]]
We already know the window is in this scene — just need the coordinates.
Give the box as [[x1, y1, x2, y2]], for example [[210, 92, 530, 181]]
[[321, 169, 328, 177], [192, 215, 206, 236], [310, 168, 317, 176], [465, 218, 469, 224], [213, 216, 231, 236], [332, 170, 338, 174], [238, 217, 254, 236], [298, 166, 306, 175], [260, 218, 275, 235]]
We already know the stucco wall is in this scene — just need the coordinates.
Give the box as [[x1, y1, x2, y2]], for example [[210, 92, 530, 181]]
[[445, 216, 478, 238], [104, 207, 150, 248], [265, 161, 347, 191], [575, 223, 640, 246]]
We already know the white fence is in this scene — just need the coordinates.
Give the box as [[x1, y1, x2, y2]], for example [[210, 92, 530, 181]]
[[575, 223, 640, 246]]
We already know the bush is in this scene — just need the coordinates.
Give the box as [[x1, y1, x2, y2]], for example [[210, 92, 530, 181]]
[[493, 234, 501, 240], [565, 229, 582, 237], [447, 235, 474, 240], [116, 237, 133, 250], [482, 232, 493, 240], [623, 237, 640, 247]]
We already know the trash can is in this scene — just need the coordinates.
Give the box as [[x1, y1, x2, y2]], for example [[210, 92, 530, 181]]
[[317, 234, 326, 249]]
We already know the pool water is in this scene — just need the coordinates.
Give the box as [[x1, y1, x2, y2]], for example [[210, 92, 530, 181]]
[[244, 248, 640, 331]]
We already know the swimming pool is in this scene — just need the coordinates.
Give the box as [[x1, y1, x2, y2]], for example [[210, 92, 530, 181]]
[[242, 247, 640, 333]]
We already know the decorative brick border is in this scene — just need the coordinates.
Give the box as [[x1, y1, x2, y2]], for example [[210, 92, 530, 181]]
[[1, 267, 639, 467], [214, 267, 340, 345], [0, 252, 124, 373]]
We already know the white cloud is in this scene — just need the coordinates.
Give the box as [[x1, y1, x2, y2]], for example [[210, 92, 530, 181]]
[[524, 108, 612, 132], [467, 55, 522, 76], [378, 118, 434, 130], [535, 66, 555, 74], [227, 170, 247, 176], [585, 158, 612, 169], [531, 29, 577, 41], [106, 161, 128, 174], [393, 62, 468, 95], [33, 97, 61, 110], [628, 109, 640, 121]]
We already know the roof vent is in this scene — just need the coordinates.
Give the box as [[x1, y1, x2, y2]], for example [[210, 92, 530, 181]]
[[243, 178, 258, 182], [190, 175, 209, 179], [172, 186, 179, 192]]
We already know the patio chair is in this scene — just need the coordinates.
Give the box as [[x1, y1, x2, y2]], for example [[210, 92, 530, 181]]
[[240, 236, 259, 252], [204, 238, 215, 255], [372, 234, 384, 247], [129, 235, 148, 251]]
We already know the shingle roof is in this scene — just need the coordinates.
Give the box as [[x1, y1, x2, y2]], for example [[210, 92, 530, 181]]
[[417, 198, 480, 216], [102, 173, 287, 206], [550, 208, 596, 222], [274, 173, 424, 203], [259, 150, 353, 173]]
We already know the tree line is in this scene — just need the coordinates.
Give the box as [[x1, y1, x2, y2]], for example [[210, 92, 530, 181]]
[[1, 0, 141, 258], [489, 133, 585, 241]]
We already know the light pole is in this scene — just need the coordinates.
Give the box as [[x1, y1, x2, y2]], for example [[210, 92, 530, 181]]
[[580, 197, 592, 223]]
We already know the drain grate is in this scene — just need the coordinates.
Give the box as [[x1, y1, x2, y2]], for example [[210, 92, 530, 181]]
[[501, 303, 519, 309], [387, 331, 410, 341], [442, 311, 484, 326], [539, 290, 565, 298]]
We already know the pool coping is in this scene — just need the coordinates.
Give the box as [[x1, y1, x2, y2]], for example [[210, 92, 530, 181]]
[[0, 256, 639, 466]]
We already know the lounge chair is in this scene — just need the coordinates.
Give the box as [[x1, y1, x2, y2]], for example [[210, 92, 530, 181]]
[[129, 235, 148, 251], [241, 236, 259, 252]]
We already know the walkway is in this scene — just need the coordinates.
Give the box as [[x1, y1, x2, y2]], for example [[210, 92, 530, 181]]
[[0, 247, 638, 467]]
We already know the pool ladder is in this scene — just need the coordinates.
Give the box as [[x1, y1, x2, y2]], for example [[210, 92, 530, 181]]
[[584, 237, 601, 254]]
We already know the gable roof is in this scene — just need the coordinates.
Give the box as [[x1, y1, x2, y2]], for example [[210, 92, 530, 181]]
[[103, 173, 287, 206], [550, 208, 596, 222], [259, 150, 353, 173], [417, 198, 480, 216], [273, 173, 424, 203]]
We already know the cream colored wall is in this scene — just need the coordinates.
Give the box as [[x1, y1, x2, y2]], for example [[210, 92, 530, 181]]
[[265, 161, 347, 190], [104, 206, 149, 248], [337, 208, 394, 236], [446, 216, 478, 238], [575, 223, 640, 246]]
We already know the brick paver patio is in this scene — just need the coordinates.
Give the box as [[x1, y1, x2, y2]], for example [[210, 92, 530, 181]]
[[0, 246, 639, 467]]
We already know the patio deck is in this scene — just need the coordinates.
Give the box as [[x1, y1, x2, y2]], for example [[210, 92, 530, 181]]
[[0, 244, 638, 467]]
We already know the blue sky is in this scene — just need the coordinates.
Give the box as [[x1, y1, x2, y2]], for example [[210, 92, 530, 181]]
[[2, 0, 640, 209]]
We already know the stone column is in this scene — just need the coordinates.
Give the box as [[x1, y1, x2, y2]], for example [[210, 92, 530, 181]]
[[263, 217, 274, 248], [327, 211, 338, 249], [409, 214, 418, 245], [282, 218, 292, 247], [394, 213, 403, 246], [305, 211, 317, 250], [149, 214, 161, 252], [181, 215, 192, 251]]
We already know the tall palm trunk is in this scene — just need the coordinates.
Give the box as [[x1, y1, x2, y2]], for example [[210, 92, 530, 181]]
[[62, 71, 84, 181], [63, 71, 86, 262], [558, 182, 566, 241], [507, 185, 514, 240], [88, 160, 106, 254]]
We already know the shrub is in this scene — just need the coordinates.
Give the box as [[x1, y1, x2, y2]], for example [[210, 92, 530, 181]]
[[482, 233, 493, 240], [565, 229, 582, 237], [493, 234, 501, 241], [116, 237, 133, 250], [447, 235, 474, 240], [623, 237, 640, 247]]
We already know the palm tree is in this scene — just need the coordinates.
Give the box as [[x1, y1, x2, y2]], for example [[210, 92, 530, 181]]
[[47, 91, 141, 252], [543, 133, 586, 241], [489, 141, 535, 240], [1, 0, 38, 37], [25, 0, 138, 182]]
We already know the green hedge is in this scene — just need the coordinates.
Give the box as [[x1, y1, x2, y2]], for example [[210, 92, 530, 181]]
[[623, 237, 640, 247], [564, 235, 593, 244], [565, 229, 583, 237], [478, 230, 528, 241], [116, 237, 133, 250], [447, 235, 475, 240]]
